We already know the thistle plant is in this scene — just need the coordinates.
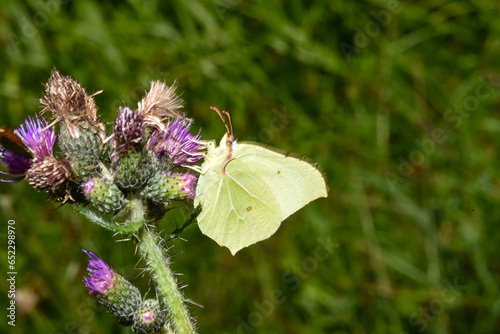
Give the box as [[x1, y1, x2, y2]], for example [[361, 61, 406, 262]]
[[1, 69, 202, 333], [1, 69, 328, 333]]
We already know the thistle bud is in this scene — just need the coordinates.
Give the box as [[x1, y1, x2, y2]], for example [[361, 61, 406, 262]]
[[83, 250, 142, 326], [113, 152, 155, 190], [143, 172, 196, 203], [82, 176, 125, 214], [26, 156, 73, 201], [132, 299, 166, 334]]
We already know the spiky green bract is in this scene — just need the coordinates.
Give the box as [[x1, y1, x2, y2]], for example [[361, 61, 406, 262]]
[[58, 121, 104, 179], [113, 152, 155, 190], [83, 250, 142, 326], [101, 275, 143, 326], [142, 172, 197, 203], [132, 299, 166, 334], [82, 176, 125, 214]]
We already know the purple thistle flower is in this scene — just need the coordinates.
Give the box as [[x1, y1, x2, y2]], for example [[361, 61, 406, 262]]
[[0, 148, 32, 182], [15, 115, 56, 163], [132, 299, 166, 333], [83, 249, 117, 296], [177, 172, 197, 200], [114, 106, 143, 156], [0, 116, 52, 183], [142, 311, 154, 323], [149, 119, 202, 167], [81, 178, 95, 196]]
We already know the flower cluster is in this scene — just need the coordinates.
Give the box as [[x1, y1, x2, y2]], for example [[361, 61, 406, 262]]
[[2, 70, 205, 331], [0, 116, 73, 200], [0, 69, 203, 211]]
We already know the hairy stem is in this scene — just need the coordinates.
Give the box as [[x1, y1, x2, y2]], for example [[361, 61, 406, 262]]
[[139, 226, 195, 334]]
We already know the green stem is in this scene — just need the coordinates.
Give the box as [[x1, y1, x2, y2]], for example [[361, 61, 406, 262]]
[[165, 205, 202, 242], [81, 193, 195, 332], [139, 226, 195, 334]]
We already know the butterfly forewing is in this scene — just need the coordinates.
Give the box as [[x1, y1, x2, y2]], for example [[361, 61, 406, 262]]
[[0, 129, 32, 158]]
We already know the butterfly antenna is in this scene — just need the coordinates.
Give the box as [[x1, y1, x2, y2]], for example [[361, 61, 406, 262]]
[[210, 105, 236, 174], [210, 105, 234, 144], [222, 110, 234, 141]]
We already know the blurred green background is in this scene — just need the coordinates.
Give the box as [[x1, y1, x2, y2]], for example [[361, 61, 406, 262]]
[[1, 0, 500, 333]]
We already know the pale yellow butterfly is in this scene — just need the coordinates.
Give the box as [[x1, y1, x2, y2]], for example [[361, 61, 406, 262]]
[[195, 106, 328, 255]]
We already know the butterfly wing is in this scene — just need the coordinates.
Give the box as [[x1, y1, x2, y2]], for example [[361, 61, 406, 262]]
[[0, 129, 32, 158], [195, 157, 282, 255], [195, 139, 328, 255], [235, 142, 328, 221], [196, 155, 281, 255]]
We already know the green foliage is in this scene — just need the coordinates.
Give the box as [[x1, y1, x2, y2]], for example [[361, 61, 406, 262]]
[[1, 0, 499, 333]]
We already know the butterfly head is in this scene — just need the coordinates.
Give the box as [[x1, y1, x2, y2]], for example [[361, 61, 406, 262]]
[[219, 133, 229, 148]]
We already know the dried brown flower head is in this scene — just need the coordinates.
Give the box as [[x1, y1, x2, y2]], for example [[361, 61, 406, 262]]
[[40, 69, 102, 139], [26, 156, 73, 202], [137, 81, 184, 129]]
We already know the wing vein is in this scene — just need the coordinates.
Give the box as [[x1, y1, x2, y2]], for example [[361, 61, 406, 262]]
[[227, 168, 274, 209]]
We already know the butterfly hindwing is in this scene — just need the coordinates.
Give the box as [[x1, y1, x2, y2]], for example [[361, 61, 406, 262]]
[[196, 157, 281, 254]]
